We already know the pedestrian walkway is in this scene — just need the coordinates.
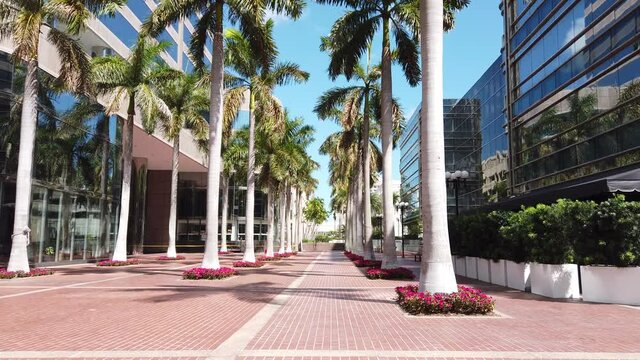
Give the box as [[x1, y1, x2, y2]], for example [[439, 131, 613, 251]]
[[0, 251, 638, 359]]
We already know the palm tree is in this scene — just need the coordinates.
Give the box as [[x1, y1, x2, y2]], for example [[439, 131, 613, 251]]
[[144, 0, 304, 270], [154, 71, 209, 259], [418, 0, 469, 293], [0, 0, 124, 271], [224, 20, 309, 262], [318, 0, 420, 269], [91, 38, 175, 262]]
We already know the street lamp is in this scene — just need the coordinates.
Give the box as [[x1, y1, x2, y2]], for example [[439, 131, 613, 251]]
[[445, 170, 469, 216], [396, 201, 409, 258]]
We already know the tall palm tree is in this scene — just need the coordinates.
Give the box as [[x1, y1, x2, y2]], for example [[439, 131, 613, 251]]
[[0, 0, 125, 271], [144, 0, 304, 270], [91, 38, 175, 262], [224, 21, 309, 263], [318, 0, 420, 269], [418, 0, 469, 293], [154, 71, 209, 258]]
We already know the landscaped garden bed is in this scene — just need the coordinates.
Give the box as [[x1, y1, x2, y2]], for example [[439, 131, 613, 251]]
[[232, 260, 265, 268], [278, 252, 297, 258], [218, 251, 230, 255], [395, 285, 495, 315], [0, 268, 54, 279], [353, 259, 382, 268], [182, 267, 237, 280], [157, 255, 186, 261], [96, 259, 140, 267], [366, 267, 415, 280], [257, 255, 281, 262]]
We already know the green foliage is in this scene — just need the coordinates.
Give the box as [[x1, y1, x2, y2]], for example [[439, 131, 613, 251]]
[[450, 196, 640, 266], [304, 197, 329, 225]]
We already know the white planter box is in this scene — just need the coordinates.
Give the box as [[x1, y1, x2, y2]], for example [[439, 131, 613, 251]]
[[477, 258, 491, 283], [455, 256, 467, 277], [489, 259, 507, 286], [530, 263, 580, 299], [465, 256, 478, 279], [581, 266, 640, 306], [506, 261, 531, 291]]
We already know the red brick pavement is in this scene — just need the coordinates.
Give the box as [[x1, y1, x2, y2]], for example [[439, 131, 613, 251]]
[[248, 251, 640, 354], [0, 250, 639, 359]]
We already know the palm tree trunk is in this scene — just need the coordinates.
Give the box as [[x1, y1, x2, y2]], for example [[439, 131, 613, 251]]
[[243, 91, 256, 262], [380, 16, 397, 269], [355, 162, 364, 256], [202, 0, 224, 269], [295, 190, 303, 252], [278, 186, 286, 254], [7, 59, 38, 272], [345, 190, 351, 252], [418, 0, 457, 294], [362, 93, 375, 260], [220, 175, 229, 252], [285, 187, 294, 253], [166, 136, 180, 258], [265, 182, 275, 257], [98, 117, 110, 258], [112, 95, 135, 262], [297, 191, 305, 252]]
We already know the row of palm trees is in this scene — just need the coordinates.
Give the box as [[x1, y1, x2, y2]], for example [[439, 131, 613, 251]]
[[3, 0, 313, 272], [317, 0, 469, 293]]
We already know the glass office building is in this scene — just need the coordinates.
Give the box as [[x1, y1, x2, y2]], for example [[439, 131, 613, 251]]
[[1, 1, 212, 265], [401, 0, 640, 217], [505, 0, 640, 197], [399, 58, 508, 218]]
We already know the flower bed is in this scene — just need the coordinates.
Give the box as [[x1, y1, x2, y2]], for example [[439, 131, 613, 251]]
[[343, 251, 364, 262], [182, 267, 237, 280], [0, 268, 54, 279], [366, 267, 415, 280], [278, 252, 296, 258], [233, 261, 265, 268], [353, 259, 382, 268], [96, 259, 140, 267], [257, 255, 281, 262], [157, 255, 186, 261], [395, 285, 495, 315], [218, 251, 230, 255]]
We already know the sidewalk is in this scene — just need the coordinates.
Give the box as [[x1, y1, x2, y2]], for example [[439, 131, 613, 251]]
[[0, 251, 638, 359]]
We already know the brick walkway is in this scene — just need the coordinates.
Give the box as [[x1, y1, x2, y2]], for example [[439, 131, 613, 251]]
[[0, 251, 638, 359]]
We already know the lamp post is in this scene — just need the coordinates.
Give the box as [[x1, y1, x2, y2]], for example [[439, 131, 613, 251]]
[[396, 201, 408, 258], [445, 170, 469, 216]]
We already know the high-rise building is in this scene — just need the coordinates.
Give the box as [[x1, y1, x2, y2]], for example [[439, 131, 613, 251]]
[[0, 2, 266, 265], [400, 0, 640, 221]]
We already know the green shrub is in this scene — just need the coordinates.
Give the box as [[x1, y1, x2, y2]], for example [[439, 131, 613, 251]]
[[452, 196, 640, 266]]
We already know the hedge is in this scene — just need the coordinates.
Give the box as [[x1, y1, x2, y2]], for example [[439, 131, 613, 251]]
[[449, 195, 640, 267]]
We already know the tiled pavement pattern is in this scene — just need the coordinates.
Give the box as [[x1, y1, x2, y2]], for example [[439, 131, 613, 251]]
[[0, 251, 639, 360]]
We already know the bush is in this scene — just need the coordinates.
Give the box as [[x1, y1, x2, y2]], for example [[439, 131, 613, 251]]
[[0, 268, 54, 279], [257, 255, 281, 262], [395, 285, 495, 315], [96, 259, 140, 267], [157, 255, 186, 260], [232, 261, 265, 268], [353, 259, 382, 268], [451, 196, 640, 266], [182, 267, 237, 280], [366, 267, 415, 280], [343, 251, 363, 262]]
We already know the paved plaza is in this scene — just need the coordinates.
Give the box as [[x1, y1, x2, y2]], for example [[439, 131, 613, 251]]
[[0, 251, 639, 360]]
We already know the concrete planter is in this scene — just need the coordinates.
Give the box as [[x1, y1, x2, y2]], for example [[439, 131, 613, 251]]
[[455, 256, 467, 277], [465, 256, 478, 279], [477, 258, 491, 283], [489, 259, 507, 286], [581, 266, 640, 305], [505, 261, 531, 291], [530, 263, 580, 299]]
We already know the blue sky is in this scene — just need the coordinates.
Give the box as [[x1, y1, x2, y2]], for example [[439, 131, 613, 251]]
[[268, 1, 505, 210]]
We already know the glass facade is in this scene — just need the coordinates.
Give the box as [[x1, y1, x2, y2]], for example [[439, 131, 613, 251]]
[[0, 52, 123, 264], [176, 172, 269, 251], [399, 58, 508, 217], [506, 0, 640, 194]]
